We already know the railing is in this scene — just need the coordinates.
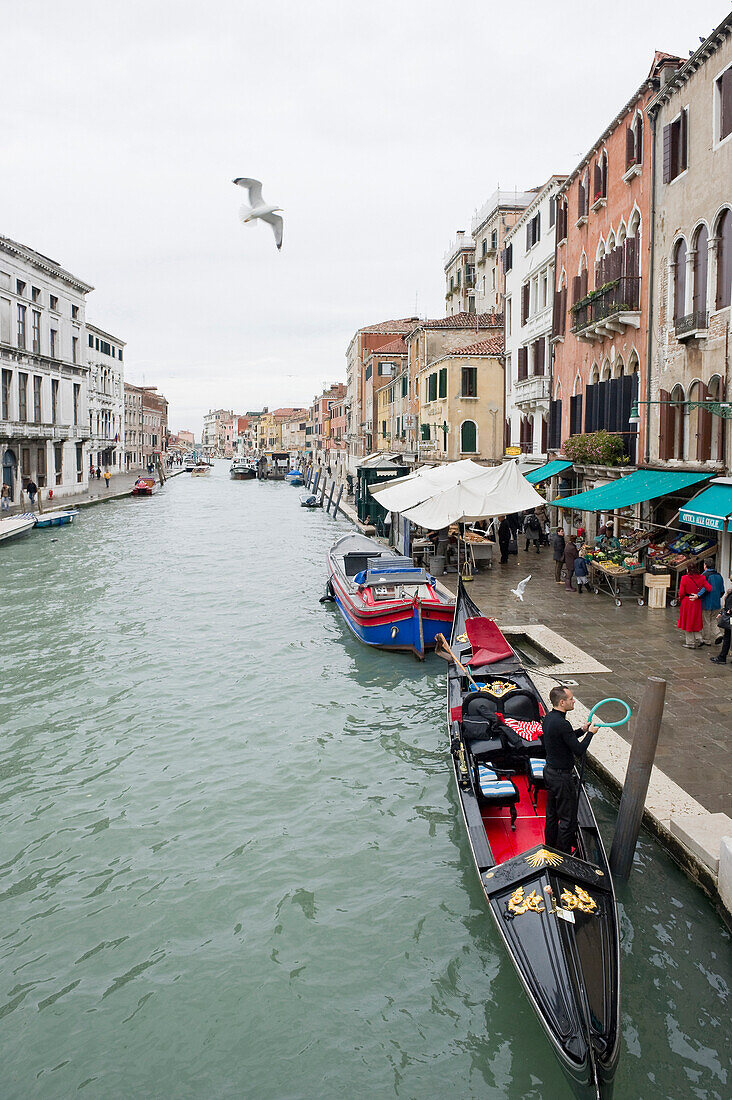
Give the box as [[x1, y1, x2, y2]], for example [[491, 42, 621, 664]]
[[675, 310, 708, 337], [572, 276, 641, 333]]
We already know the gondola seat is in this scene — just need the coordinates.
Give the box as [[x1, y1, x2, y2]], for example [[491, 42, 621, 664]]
[[477, 764, 519, 828], [527, 758, 546, 809], [500, 690, 541, 722]]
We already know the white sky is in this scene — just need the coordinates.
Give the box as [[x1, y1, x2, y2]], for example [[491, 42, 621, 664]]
[[4, 0, 726, 435]]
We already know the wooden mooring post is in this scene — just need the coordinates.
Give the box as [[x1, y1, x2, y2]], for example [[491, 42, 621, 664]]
[[609, 676, 667, 881], [312, 470, 320, 495], [326, 480, 336, 514], [334, 483, 343, 517]]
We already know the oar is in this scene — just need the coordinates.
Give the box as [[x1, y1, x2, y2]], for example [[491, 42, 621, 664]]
[[434, 633, 481, 692]]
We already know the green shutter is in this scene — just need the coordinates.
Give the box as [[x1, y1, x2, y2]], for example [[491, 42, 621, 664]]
[[439, 368, 447, 398], [421, 422, 430, 441], [401, 376, 408, 397], [461, 420, 477, 453]]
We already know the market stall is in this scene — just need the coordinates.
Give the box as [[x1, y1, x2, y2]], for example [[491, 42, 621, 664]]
[[581, 540, 647, 606], [645, 531, 718, 604]]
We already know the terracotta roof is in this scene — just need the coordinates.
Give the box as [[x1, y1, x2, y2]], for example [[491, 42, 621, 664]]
[[447, 336, 504, 356], [271, 407, 306, 418], [367, 337, 407, 356], [416, 311, 503, 331], [360, 317, 420, 334]]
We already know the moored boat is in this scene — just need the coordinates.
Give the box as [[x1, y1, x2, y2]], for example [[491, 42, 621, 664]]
[[325, 532, 455, 659], [285, 469, 304, 485], [300, 493, 321, 508], [190, 464, 210, 477], [0, 514, 37, 543], [230, 458, 258, 480], [131, 476, 157, 495], [34, 509, 79, 528], [446, 582, 620, 1098]]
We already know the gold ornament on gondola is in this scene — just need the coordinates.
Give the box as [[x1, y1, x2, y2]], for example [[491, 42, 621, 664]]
[[507, 886, 545, 916], [480, 680, 519, 698], [525, 849, 564, 868], [559, 885, 598, 914], [456, 633, 468, 643]]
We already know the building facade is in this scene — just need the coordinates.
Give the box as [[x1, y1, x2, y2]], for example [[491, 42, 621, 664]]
[[345, 318, 418, 463], [202, 408, 234, 453], [418, 336, 505, 462], [0, 236, 93, 504], [86, 323, 125, 472], [471, 189, 537, 315], [125, 384, 168, 469], [504, 177, 566, 462]]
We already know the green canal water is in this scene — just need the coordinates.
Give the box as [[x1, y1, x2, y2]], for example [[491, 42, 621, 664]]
[[1, 463, 729, 1099]]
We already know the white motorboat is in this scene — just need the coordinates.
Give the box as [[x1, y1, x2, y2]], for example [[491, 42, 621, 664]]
[[0, 514, 37, 543]]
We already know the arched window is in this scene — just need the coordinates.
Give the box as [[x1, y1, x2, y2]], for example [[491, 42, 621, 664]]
[[716, 209, 731, 309], [520, 416, 533, 453], [460, 420, 477, 454], [673, 239, 687, 322], [709, 376, 723, 462], [670, 384, 686, 459], [589, 363, 599, 385], [633, 112, 643, 166], [626, 350, 639, 374], [600, 360, 611, 382], [693, 225, 709, 319], [612, 355, 624, 379]]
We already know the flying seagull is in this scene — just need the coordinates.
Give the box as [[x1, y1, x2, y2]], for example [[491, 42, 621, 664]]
[[511, 575, 532, 602], [233, 177, 283, 250]]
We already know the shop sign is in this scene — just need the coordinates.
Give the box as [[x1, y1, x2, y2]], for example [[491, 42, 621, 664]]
[[678, 509, 725, 531], [505, 446, 521, 456]]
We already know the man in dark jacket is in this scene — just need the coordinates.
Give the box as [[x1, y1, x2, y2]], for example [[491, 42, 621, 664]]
[[552, 528, 566, 583], [701, 560, 726, 645], [523, 510, 542, 553], [563, 534, 579, 591], [498, 516, 511, 564], [542, 686, 598, 852], [710, 578, 732, 665]]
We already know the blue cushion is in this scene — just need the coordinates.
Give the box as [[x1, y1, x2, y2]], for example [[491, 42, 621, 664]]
[[478, 765, 516, 798], [529, 758, 545, 779]]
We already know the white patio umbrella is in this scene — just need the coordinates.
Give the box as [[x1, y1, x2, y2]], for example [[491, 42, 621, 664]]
[[368, 459, 485, 515]]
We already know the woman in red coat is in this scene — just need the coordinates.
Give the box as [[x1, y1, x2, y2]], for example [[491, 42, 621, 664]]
[[677, 564, 712, 648]]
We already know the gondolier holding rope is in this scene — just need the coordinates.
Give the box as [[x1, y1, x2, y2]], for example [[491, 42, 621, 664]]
[[542, 686, 598, 853]]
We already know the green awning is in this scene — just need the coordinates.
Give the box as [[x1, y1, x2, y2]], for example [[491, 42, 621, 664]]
[[524, 459, 573, 484], [679, 482, 732, 532], [553, 469, 710, 511]]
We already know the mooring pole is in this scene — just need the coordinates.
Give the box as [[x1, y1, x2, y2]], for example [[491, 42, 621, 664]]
[[334, 484, 343, 517], [609, 676, 666, 881], [327, 480, 335, 514], [312, 470, 320, 495]]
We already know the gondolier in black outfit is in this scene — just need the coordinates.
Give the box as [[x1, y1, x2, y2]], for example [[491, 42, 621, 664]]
[[542, 686, 598, 853]]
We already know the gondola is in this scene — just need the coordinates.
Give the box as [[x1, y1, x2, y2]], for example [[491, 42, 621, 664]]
[[446, 581, 620, 1099]]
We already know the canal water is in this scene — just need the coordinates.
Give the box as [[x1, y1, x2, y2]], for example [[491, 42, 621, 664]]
[[1, 463, 729, 1099]]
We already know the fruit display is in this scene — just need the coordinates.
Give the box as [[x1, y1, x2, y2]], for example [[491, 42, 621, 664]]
[[646, 533, 717, 571]]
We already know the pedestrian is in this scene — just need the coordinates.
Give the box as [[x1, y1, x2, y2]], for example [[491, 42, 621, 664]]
[[535, 503, 549, 545], [1, 483, 10, 511], [96, 466, 101, 480], [523, 510, 542, 553], [552, 528, 566, 583], [710, 577, 732, 666], [507, 512, 521, 541], [676, 563, 712, 648], [700, 559, 725, 645], [563, 534, 579, 591], [542, 686, 598, 853], [26, 479, 38, 509], [103, 468, 111, 489], [498, 515, 511, 565], [574, 548, 590, 594]]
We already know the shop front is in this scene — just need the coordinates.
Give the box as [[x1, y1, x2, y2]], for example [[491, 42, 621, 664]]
[[678, 478, 732, 581]]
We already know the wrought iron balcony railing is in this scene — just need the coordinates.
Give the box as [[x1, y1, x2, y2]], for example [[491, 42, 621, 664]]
[[572, 276, 641, 334], [674, 310, 708, 338]]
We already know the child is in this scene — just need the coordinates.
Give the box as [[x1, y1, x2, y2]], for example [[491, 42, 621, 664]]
[[574, 548, 590, 594]]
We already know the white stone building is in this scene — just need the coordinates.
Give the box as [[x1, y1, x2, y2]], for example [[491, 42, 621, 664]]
[[86, 323, 125, 472], [503, 177, 566, 462], [470, 190, 537, 315], [0, 236, 92, 504]]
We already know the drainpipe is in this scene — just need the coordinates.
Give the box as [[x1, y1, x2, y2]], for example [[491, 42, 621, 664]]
[[644, 110, 657, 467]]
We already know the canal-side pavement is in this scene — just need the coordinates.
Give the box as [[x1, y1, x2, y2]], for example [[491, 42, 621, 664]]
[[8, 466, 186, 513]]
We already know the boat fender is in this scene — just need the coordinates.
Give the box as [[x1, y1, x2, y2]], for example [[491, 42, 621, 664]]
[[390, 625, 399, 638]]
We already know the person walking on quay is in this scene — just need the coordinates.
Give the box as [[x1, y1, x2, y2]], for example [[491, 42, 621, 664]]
[[96, 466, 101, 480], [701, 559, 725, 645], [563, 534, 579, 591], [1, 483, 10, 511], [26, 479, 38, 509], [710, 577, 732, 665], [552, 528, 566, 583], [677, 563, 712, 648], [542, 686, 598, 854], [523, 510, 542, 553], [574, 548, 590, 594], [498, 515, 512, 565], [103, 468, 111, 489]]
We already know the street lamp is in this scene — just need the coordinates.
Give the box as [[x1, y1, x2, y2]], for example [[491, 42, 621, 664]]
[[629, 398, 732, 424]]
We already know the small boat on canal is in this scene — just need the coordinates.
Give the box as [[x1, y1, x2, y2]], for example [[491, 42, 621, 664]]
[[131, 476, 157, 495], [34, 509, 79, 528], [190, 464, 210, 477], [445, 582, 620, 1099], [285, 469, 304, 485], [300, 493, 321, 508], [0, 514, 37, 543], [325, 532, 455, 659], [230, 458, 257, 480]]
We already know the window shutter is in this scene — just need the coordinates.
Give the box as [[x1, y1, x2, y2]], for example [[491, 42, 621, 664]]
[[549, 197, 556, 227], [721, 67, 732, 141], [578, 180, 585, 218], [552, 289, 561, 336], [593, 162, 601, 200], [438, 368, 447, 399], [534, 338, 545, 376], [636, 118, 643, 164], [572, 274, 582, 304], [658, 389, 672, 460], [560, 286, 567, 334], [535, 212, 540, 241], [626, 126, 635, 168], [623, 237, 638, 280], [521, 283, 529, 324], [680, 108, 688, 172], [662, 123, 672, 183], [697, 382, 712, 461], [580, 268, 588, 299], [526, 223, 532, 250], [518, 346, 527, 380]]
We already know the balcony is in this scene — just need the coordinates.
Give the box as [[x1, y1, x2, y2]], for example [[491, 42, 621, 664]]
[[675, 311, 708, 340], [572, 277, 641, 340], [513, 374, 551, 406], [623, 159, 642, 183], [590, 193, 607, 213]]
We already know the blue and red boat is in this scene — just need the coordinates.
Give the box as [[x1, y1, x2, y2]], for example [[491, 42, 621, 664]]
[[325, 533, 455, 659]]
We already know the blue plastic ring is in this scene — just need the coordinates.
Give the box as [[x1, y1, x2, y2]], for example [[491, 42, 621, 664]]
[[587, 698, 631, 728]]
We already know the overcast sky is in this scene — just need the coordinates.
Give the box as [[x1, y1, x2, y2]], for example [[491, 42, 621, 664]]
[[4, 1, 726, 434]]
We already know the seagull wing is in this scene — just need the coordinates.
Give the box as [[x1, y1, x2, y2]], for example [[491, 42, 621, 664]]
[[233, 177, 264, 207], [516, 575, 532, 597], [260, 211, 283, 250]]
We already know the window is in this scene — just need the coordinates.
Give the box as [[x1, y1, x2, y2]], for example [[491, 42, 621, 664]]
[[16, 280, 26, 296], [577, 173, 589, 220], [73, 383, 80, 426], [481, 238, 487, 257], [118, 348, 123, 362], [456, 270, 461, 287], [381, 420, 387, 439], [533, 338, 545, 376], [17, 304, 26, 349], [517, 347, 528, 380], [549, 196, 556, 227], [491, 229, 498, 249], [526, 212, 540, 250], [427, 373, 438, 402], [32, 310, 41, 353], [36, 445, 46, 487], [626, 115, 643, 169], [663, 108, 688, 182], [556, 200, 568, 242], [54, 443, 63, 485], [521, 282, 529, 325], [49, 295, 58, 311], [421, 422, 431, 441], [71, 305, 79, 320], [401, 375, 408, 398], [72, 337, 78, 364], [33, 376, 42, 422], [88, 333, 94, 348], [51, 379, 58, 423], [693, 225, 709, 319], [716, 65, 732, 142], [505, 297, 512, 337], [503, 242, 513, 272], [1, 369, 10, 419], [673, 239, 687, 321], [593, 151, 608, 202], [716, 209, 731, 309], [460, 420, 477, 453], [76, 443, 83, 483], [365, 364, 372, 380], [18, 372, 28, 421], [377, 361, 394, 376], [438, 368, 447, 399], [461, 367, 477, 397], [31, 286, 41, 303]]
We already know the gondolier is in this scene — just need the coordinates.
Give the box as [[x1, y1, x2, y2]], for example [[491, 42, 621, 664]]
[[542, 685, 598, 853]]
